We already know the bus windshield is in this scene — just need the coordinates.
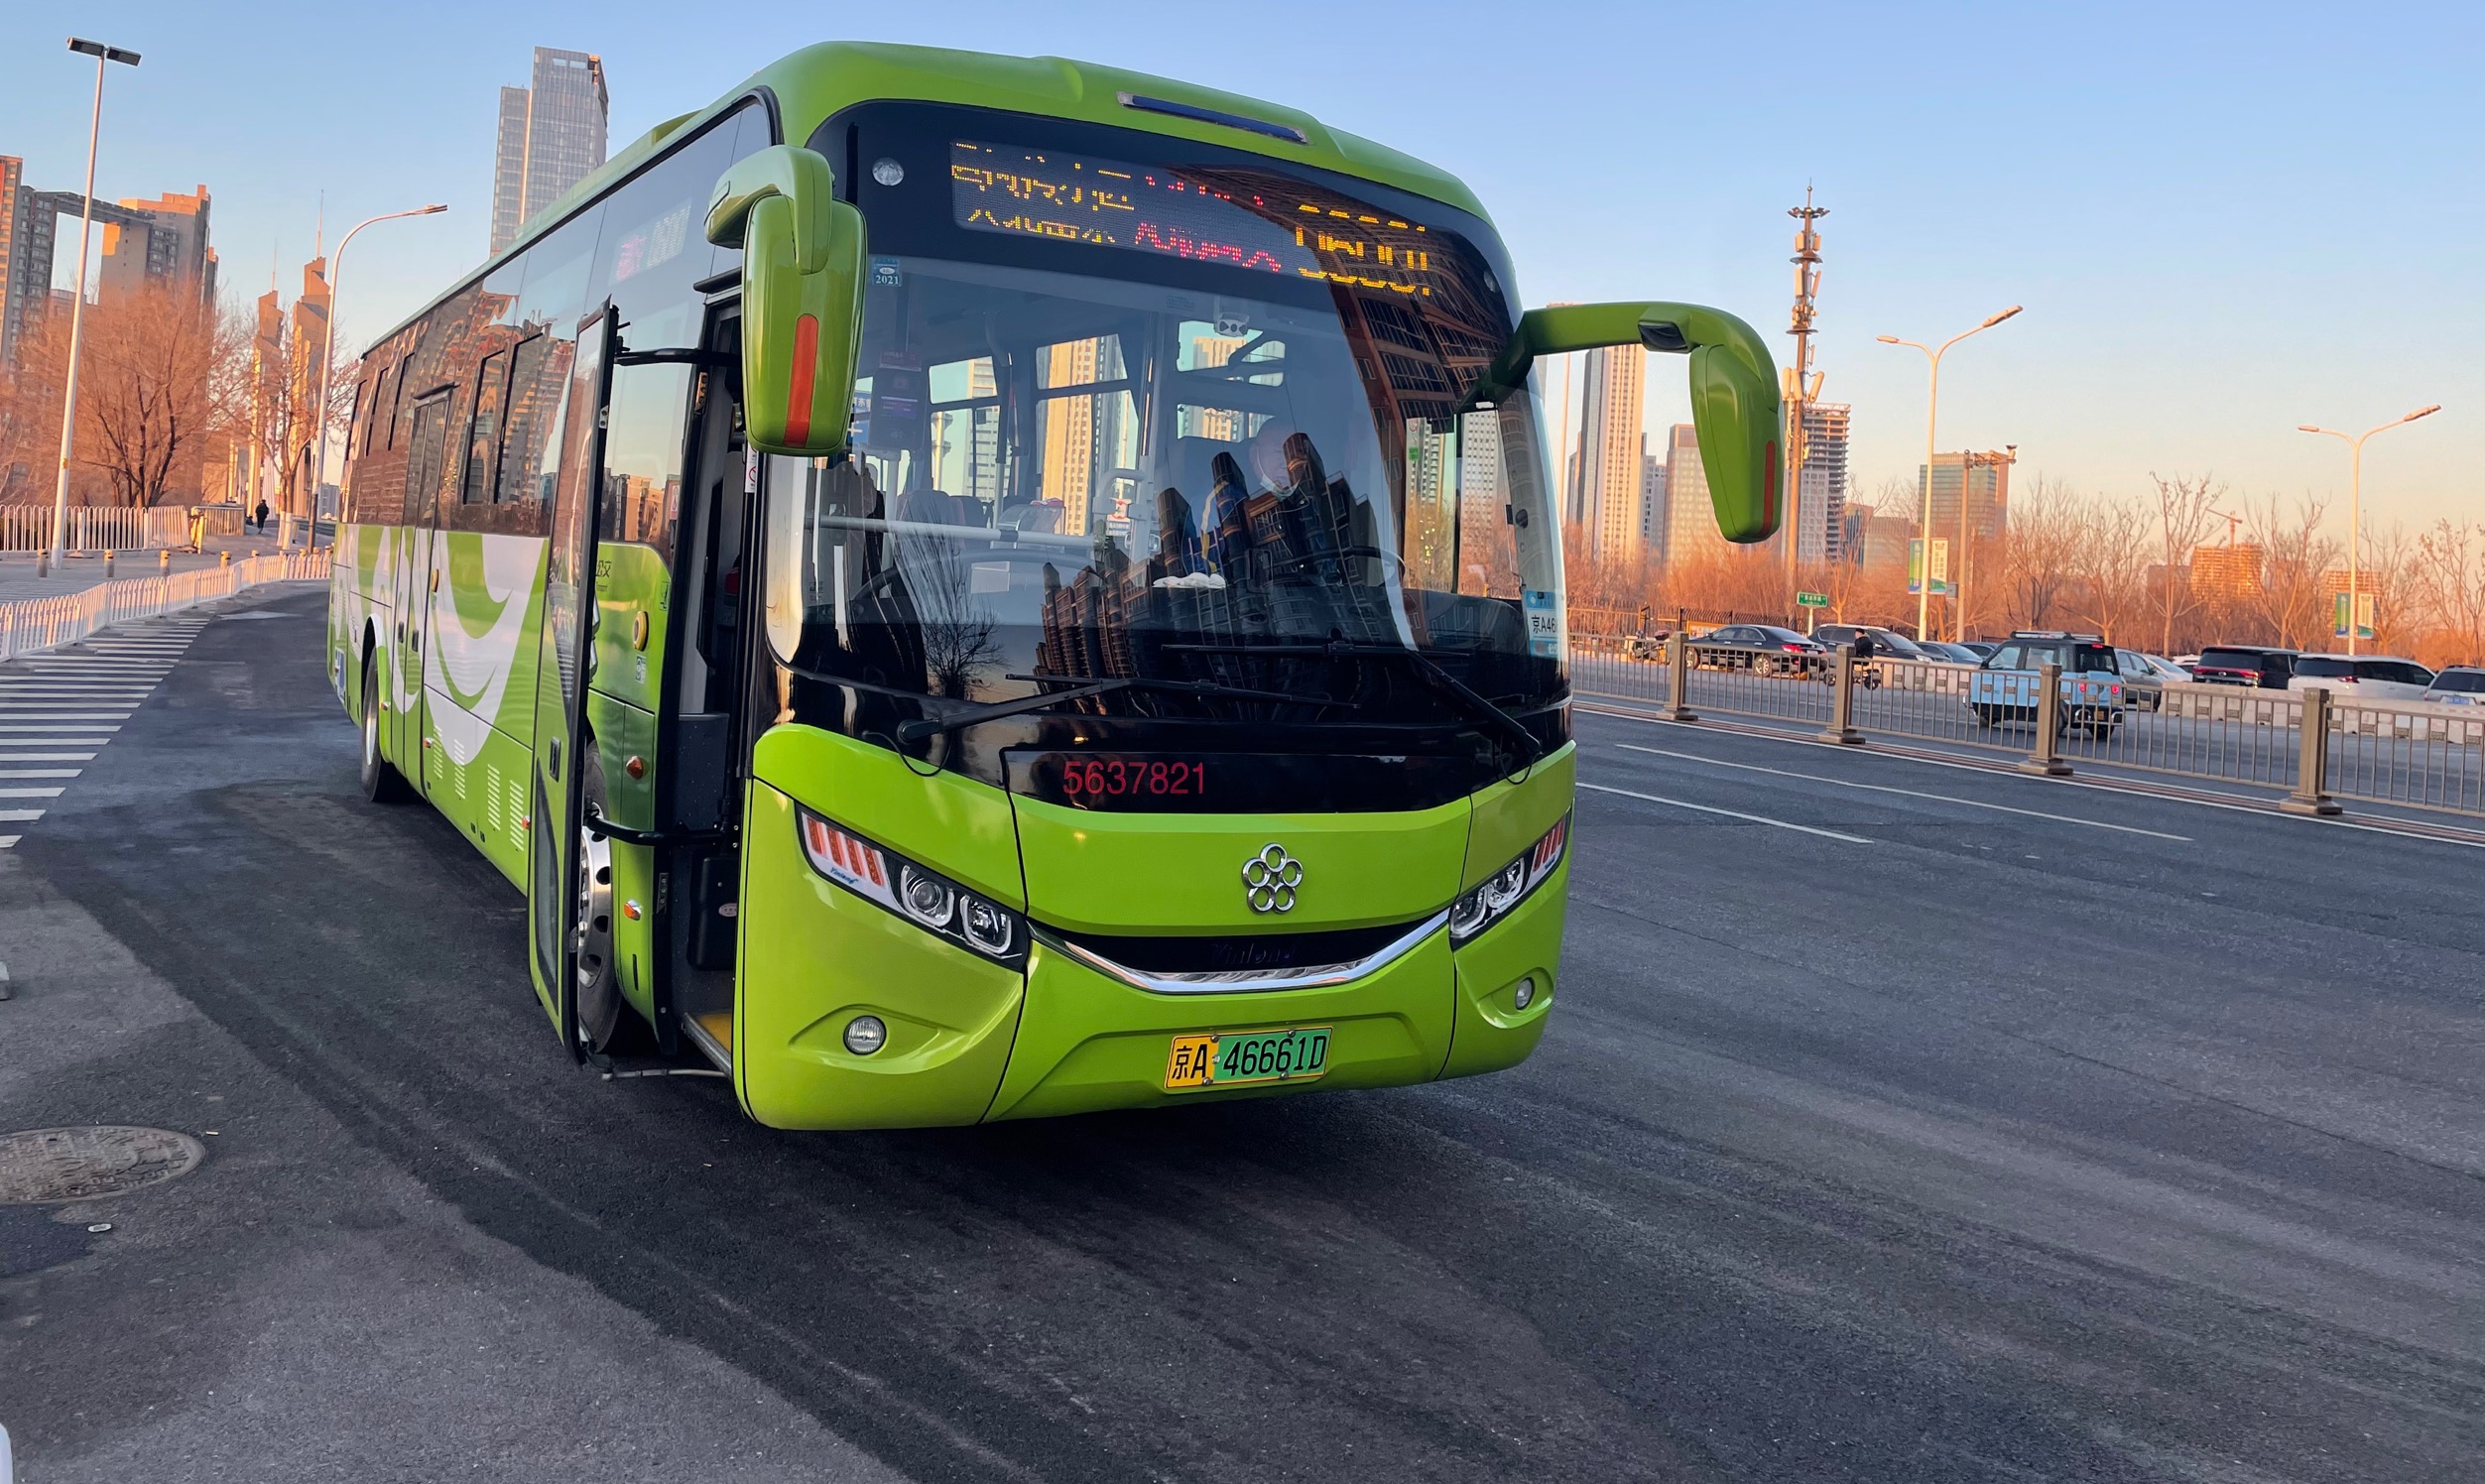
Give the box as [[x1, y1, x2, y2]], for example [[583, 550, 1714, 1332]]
[[762, 107, 1560, 769]]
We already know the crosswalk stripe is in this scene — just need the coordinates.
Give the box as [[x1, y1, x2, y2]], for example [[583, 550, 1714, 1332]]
[[0, 608, 210, 845]]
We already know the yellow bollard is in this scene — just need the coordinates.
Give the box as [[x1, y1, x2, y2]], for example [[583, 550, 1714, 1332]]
[[159, 549, 172, 574], [104, 549, 116, 579]]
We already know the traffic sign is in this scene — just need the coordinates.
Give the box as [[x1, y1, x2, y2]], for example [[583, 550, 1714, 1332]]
[[1796, 591, 1829, 607]]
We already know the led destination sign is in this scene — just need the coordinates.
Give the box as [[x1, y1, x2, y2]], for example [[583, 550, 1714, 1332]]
[[950, 140, 1438, 296]]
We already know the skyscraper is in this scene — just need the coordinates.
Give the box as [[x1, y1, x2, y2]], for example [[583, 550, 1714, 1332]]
[[490, 48, 609, 255], [1640, 445, 1667, 557], [1917, 451, 2013, 540], [98, 185, 216, 307], [1570, 344, 1645, 564], [1, 163, 216, 364], [1664, 424, 1733, 567], [1793, 402, 1851, 564], [0, 157, 24, 364]]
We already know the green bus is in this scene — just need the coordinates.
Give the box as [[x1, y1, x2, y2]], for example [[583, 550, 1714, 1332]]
[[327, 43, 1781, 1129]]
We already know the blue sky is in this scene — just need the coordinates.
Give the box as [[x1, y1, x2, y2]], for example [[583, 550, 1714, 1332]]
[[5, 0, 2477, 529]]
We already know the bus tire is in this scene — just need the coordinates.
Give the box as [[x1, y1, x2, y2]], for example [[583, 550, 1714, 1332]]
[[571, 750, 645, 1055], [359, 662, 412, 804]]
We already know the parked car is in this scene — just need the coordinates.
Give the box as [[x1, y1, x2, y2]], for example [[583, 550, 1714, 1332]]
[[2286, 654, 2438, 702], [1689, 624, 1828, 677], [1968, 632, 2127, 735], [2423, 666, 2485, 705], [1955, 641, 2000, 661], [1913, 641, 1985, 665], [2190, 645, 2297, 687], [1811, 624, 1931, 662], [2110, 650, 2191, 711]]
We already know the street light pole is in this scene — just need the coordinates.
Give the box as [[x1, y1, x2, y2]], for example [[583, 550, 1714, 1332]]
[[45, 37, 141, 574], [1878, 306, 2021, 642], [311, 203, 447, 547], [2297, 405, 2439, 656]]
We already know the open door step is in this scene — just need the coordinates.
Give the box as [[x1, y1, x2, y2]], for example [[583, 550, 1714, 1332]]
[[684, 1010, 735, 1072]]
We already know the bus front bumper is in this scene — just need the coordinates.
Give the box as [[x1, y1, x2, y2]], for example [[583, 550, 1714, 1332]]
[[733, 801, 1564, 1129]]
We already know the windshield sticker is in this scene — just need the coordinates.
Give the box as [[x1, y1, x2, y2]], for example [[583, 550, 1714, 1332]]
[[870, 256, 903, 288]]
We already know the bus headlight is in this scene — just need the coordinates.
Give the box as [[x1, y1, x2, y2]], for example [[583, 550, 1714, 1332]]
[[1448, 813, 1569, 947], [899, 866, 956, 928], [798, 809, 1028, 969]]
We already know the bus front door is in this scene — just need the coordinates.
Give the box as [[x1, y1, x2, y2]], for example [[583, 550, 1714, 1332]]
[[524, 305, 616, 1050]]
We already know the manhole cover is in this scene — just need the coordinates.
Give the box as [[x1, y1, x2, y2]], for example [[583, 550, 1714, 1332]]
[[0, 1126, 205, 1203]]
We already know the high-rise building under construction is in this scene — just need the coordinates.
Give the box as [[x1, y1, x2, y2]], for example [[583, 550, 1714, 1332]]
[[491, 48, 609, 254]]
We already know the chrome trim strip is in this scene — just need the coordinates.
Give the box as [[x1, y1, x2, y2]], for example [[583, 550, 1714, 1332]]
[[1035, 911, 1449, 996]]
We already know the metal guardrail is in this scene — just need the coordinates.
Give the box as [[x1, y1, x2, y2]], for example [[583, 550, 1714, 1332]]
[[0, 551, 330, 662], [1569, 639, 2485, 819]]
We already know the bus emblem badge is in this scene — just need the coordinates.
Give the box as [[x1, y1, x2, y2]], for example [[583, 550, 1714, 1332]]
[[1243, 844, 1304, 914]]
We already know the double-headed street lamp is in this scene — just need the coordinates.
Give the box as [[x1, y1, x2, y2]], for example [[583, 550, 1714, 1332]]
[[1879, 306, 2022, 643], [306, 205, 447, 547], [2296, 405, 2439, 656], [45, 37, 142, 574]]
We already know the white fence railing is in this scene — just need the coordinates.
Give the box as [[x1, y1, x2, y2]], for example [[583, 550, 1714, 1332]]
[[0, 505, 247, 554], [0, 551, 330, 662]]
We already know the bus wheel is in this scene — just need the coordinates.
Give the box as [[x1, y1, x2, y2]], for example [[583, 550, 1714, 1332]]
[[572, 751, 633, 1054], [358, 663, 411, 804]]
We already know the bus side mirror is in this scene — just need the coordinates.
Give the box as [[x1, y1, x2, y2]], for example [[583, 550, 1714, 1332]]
[[704, 145, 866, 456], [1470, 301, 1783, 543]]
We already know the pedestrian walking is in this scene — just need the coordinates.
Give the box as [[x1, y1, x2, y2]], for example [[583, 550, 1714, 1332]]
[[253, 498, 270, 535]]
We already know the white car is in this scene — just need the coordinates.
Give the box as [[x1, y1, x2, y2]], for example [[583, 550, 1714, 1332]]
[[2422, 666, 2485, 706], [2286, 654, 2437, 701]]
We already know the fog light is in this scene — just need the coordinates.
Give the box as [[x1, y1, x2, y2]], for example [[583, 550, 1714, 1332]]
[[1513, 977, 1536, 1010], [842, 1015, 888, 1055]]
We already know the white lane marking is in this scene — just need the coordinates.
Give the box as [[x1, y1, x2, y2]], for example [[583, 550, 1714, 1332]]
[[0, 835, 17, 848], [1613, 744, 2194, 841], [0, 809, 44, 822], [0, 724, 120, 733], [0, 752, 98, 762], [1577, 780, 1874, 843], [0, 712, 133, 721], [0, 770, 78, 779], [0, 788, 63, 799]]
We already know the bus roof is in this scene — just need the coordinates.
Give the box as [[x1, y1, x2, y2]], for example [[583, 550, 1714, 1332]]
[[374, 42, 1493, 358]]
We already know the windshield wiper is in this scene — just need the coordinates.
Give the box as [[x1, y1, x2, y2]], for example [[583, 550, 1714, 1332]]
[[1163, 640, 1546, 766], [893, 673, 1321, 747]]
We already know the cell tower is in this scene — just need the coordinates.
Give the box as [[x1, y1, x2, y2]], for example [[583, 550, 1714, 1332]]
[[1783, 187, 1827, 574]]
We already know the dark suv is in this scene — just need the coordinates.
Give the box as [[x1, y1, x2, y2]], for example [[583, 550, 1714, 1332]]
[[2191, 645, 2298, 688]]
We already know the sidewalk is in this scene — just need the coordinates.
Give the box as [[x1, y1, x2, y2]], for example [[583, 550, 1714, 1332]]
[[0, 534, 297, 604]]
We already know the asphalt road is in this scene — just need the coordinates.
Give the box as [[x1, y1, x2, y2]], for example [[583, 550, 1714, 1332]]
[[4, 586, 2480, 1482]]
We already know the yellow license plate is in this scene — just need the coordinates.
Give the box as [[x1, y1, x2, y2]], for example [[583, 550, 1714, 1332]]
[[1165, 1027, 1332, 1091]]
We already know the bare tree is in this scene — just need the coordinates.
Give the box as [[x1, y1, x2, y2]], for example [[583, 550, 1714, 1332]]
[[0, 288, 243, 509], [2149, 471, 2225, 654], [2409, 519, 2485, 667], [2358, 522, 2418, 656], [2248, 493, 2339, 651], [2069, 494, 2155, 643], [1996, 474, 2088, 632]]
